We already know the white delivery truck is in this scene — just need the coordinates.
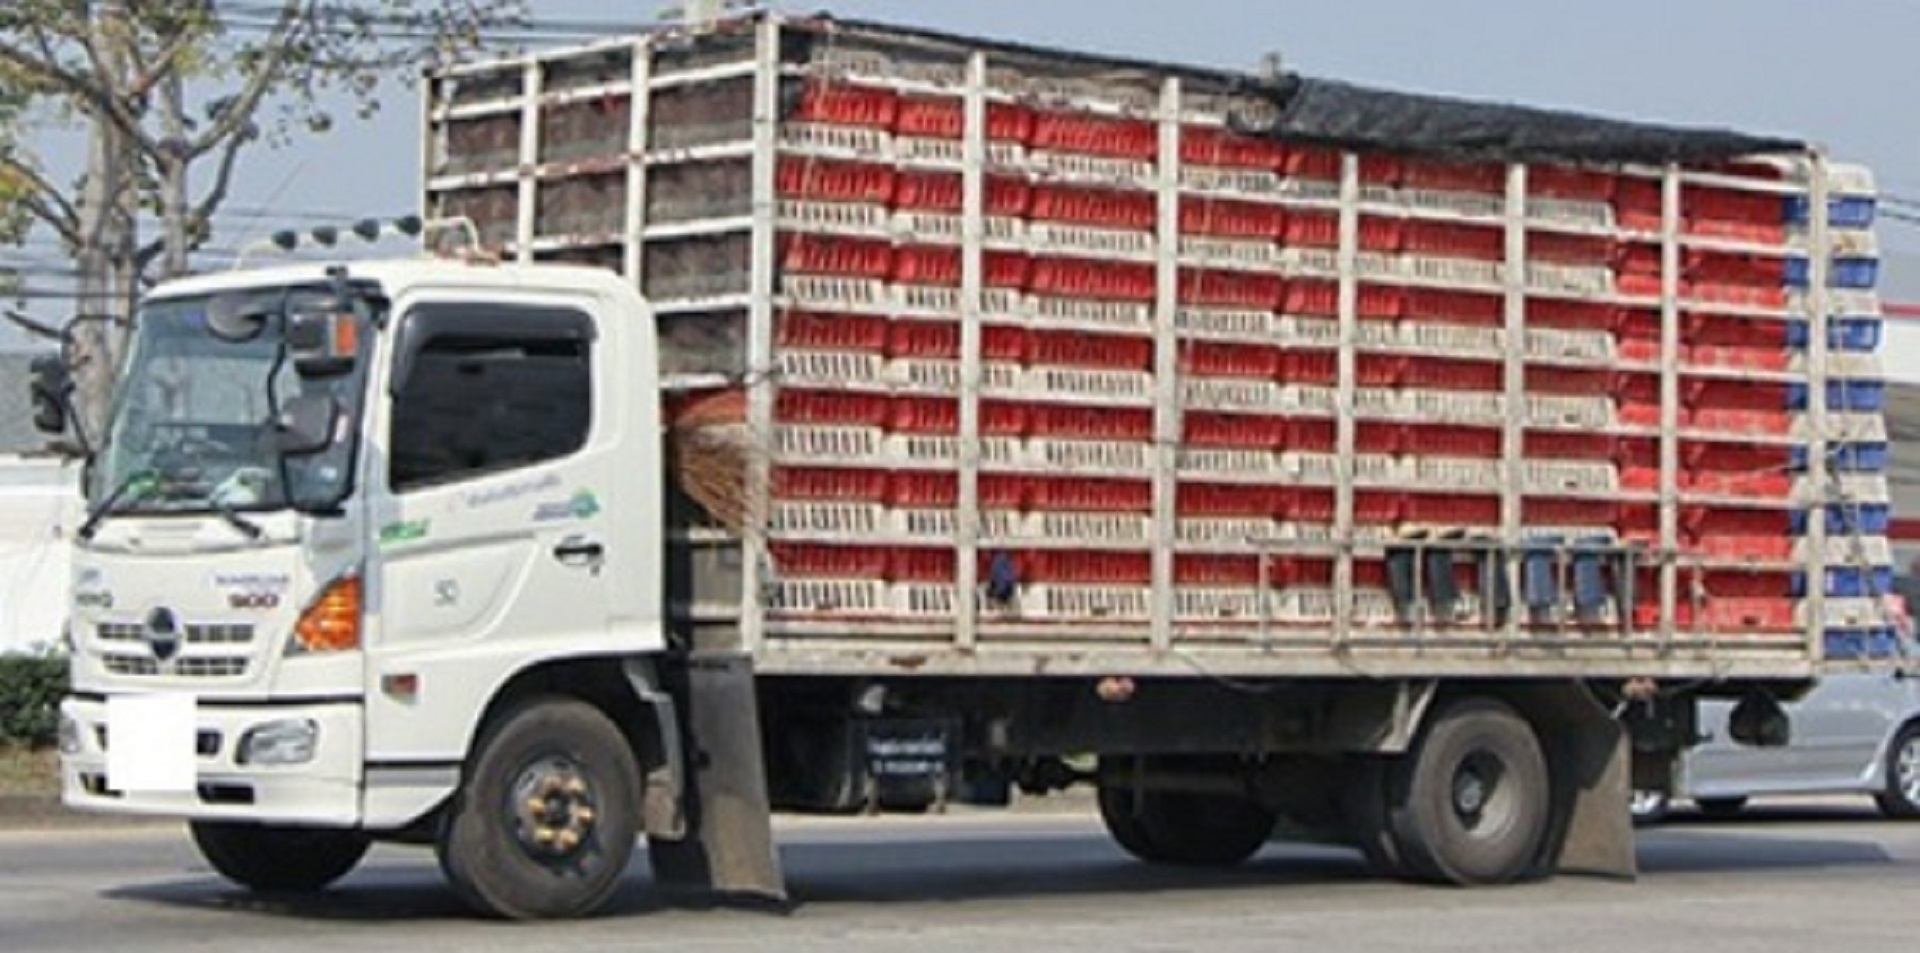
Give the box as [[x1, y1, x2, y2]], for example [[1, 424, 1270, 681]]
[[39, 10, 1896, 919]]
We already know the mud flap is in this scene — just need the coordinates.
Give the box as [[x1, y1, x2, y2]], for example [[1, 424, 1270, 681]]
[[1511, 683, 1638, 880], [650, 653, 789, 904]]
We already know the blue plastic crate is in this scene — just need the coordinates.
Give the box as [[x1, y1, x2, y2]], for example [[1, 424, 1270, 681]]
[[1785, 194, 1878, 229], [1791, 565, 1894, 598], [1790, 503, 1891, 536], [1785, 316, 1883, 352], [1824, 628, 1900, 661], [1789, 442, 1890, 472], [1785, 256, 1881, 290], [1787, 379, 1886, 412]]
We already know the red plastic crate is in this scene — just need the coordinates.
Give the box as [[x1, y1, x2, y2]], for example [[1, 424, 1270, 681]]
[[1526, 298, 1619, 331], [1181, 198, 1286, 239], [1179, 341, 1285, 379], [1175, 553, 1265, 586], [1357, 353, 1408, 387], [1286, 419, 1337, 453], [1401, 157, 1506, 194], [1029, 185, 1157, 230], [1179, 483, 1277, 516], [889, 547, 956, 583], [892, 245, 962, 286], [1405, 288, 1502, 325], [1528, 232, 1614, 266], [1180, 126, 1289, 170], [790, 80, 899, 129], [776, 156, 896, 204], [1524, 431, 1615, 460], [889, 396, 959, 434], [1683, 444, 1794, 497], [1277, 487, 1336, 523], [1027, 550, 1152, 584], [1400, 357, 1502, 392], [1529, 166, 1618, 201], [1403, 493, 1501, 526], [1616, 437, 1659, 490], [1029, 257, 1157, 301], [780, 234, 893, 278], [1615, 309, 1662, 363], [1695, 598, 1796, 631], [1185, 412, 1289, 449], [1403, 220, 1504, 261], [1683, 506, 1795, 561], [769, 543, 889, 579], [1685, 187, 1787, 244], [1687, 380, 1791, 435], [1356, 491, 1402, 525], [893, 171, 1034, 215], [1615, 179, 1666, 232], [775, 389, 889, 426], [1179, 270, 1285, 309], [777, 311, 889, 352], [1028, 329, 1154, 369], [888, 320, 958, 357], [1404, 424, 1502, 458], [887, 471, 957, 507], [1028, 110, 1157, 160], [1284, 350, 1337, 386], [1026, 404, 1155, 441], [1030, 477, 1152, 513], [1279, 146, 1342, 181], [772, 467, 889, 501], [1282, 280, 1338, 317], [1526, 367, 1614, 396], [980, 400, 1030, 436], [894, 96, 1034, 142], [1616, 374, 1662, 427], [1524, 498, 1617, 526]]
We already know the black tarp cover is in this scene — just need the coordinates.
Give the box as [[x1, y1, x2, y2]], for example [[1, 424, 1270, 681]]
[[1237, 76, 1804, 165]]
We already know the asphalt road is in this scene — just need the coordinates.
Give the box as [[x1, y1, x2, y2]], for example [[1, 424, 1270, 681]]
[[3, 803, 1919, 952]]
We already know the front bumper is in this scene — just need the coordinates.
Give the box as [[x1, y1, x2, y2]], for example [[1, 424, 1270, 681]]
[[60, 695, 364, 827]]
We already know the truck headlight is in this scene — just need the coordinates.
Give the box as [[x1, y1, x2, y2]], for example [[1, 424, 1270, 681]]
[[237, 719, 319, 766]]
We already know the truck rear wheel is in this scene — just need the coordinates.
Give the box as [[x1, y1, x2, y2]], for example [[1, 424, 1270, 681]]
[[1096, 772, 1276, 867], [437, 697, 641, 919], [189, 821, 369, 893], [1389, 698, 1550, 885]]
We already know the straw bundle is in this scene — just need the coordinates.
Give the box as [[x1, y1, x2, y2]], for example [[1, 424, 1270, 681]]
[[665, 389, 764, 533]]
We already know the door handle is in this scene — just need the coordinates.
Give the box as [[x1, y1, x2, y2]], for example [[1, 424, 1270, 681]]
[[553, 536, 605, 567]]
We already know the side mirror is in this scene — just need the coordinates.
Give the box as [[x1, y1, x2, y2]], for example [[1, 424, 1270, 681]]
[[28, 355, 70, 435], [287, 310, 360, 378], [276, 394, 341, 457]]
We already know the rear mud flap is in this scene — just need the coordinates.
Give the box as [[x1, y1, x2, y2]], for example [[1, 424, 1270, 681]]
[[1511, 684, 1638, 880], [651, 653, 789, 905]]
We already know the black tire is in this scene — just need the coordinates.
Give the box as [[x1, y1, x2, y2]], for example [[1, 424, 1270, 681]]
[[1096, 769, 1276, 868], [190, 821, 370, 893], [1630, 789, 1671, 827], [1694, 796, 1748, 819], [437, 697, 641, 919], [1389, 698, 1551, 886], [1873, 723, 1920, 819]]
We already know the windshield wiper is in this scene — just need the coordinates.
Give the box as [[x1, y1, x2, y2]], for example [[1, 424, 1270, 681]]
[[209, 501, 265, 540], [77, 472, 160, 542]]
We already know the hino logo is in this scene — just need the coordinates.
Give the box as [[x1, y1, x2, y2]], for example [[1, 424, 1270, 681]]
[[145, 607, 181, 662]]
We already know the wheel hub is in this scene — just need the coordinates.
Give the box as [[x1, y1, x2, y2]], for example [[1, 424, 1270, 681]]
[[1898, 737, 1920, 806], [508, 757, 599, 860]]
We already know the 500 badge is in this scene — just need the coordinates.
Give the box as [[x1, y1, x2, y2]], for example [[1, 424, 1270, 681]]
[[228, 591, 282, 610]]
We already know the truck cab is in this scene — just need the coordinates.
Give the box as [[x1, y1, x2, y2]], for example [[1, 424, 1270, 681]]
[[53, 259, 671, 915]]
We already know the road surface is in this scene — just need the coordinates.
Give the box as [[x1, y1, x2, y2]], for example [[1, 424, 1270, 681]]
[[2, 803, 1917, 952]]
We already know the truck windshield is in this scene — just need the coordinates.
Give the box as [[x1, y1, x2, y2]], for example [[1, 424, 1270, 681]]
[[91, 287, 372, 517]]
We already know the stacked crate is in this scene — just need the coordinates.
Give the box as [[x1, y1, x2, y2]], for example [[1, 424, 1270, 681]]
[[422, 25, 1887, 651]]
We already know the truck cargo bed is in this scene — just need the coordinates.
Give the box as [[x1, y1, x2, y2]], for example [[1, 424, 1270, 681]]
[[424, 12, 1891, 680]]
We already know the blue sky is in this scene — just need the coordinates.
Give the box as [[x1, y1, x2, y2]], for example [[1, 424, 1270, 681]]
[[6, 0, 1919, 348]]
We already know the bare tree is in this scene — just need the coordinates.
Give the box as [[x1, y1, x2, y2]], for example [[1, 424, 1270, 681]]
[[0, 0, 523, 437]]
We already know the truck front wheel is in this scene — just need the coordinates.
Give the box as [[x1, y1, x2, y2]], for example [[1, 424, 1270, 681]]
[[1096, 772, 1275, 867], [1389, 698, 1550, 885], [437, 697, 642, 919], [189, 821, 369, 892]]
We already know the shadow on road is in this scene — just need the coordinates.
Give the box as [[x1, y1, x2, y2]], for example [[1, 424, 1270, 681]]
[[103, 832, 1380, 922], [1636, 804, 1898, 874]]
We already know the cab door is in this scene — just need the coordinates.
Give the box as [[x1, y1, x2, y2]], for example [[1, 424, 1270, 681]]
[[361, 297, 621, 762]]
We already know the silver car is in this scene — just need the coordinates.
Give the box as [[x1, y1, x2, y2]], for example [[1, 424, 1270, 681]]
[[1634, 637, 1920, 823]]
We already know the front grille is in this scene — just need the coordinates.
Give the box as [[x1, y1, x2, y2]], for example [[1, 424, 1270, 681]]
[[96, 620, 257, 679]]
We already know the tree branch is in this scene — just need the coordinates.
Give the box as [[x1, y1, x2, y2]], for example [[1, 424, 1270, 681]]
[[0, 153, 82, 245], [187, 0, 303, 160], [185, 128, 249, 244]]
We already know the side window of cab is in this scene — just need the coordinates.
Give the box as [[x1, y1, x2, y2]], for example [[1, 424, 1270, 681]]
[[387, 305, 595, 493]]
